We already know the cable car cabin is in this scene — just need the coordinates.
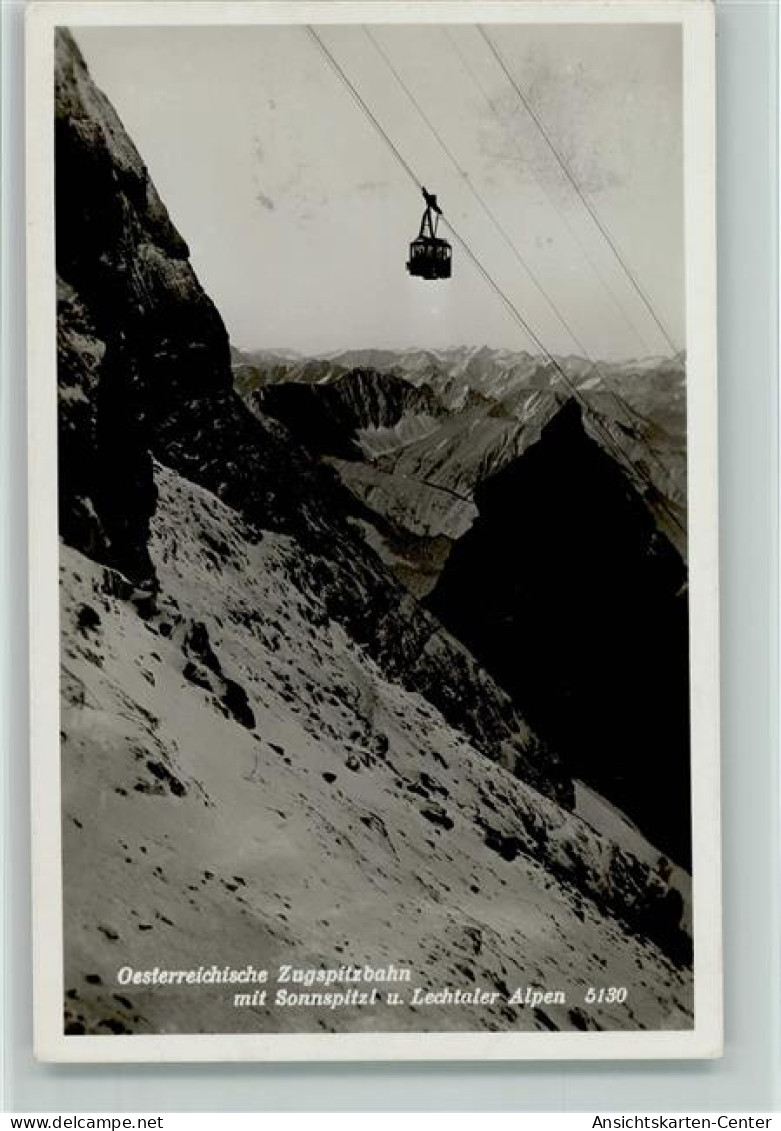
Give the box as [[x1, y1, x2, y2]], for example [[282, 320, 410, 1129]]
[[407, 187, 452, 280], [407, 236, 452, 279]]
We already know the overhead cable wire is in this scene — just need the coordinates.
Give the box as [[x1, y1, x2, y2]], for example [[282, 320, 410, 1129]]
[[445, 212, 687, 536], [451, 214, 686, 535], [444, 27, 654, 358], [364, 27, 594, 363], [306, 26, 421, 189], [365, 26, 682, 519], [478, 25, 680, 356], [306, 25, 684, 536], [438, 216, 684, 534], [369, 26, 661, 442], [444, 27, 679, 486]]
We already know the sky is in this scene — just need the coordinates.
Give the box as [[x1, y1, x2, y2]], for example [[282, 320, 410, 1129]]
[[73, 22, 684, 361]]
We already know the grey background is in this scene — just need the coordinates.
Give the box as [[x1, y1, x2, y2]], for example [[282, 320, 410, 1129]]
[[2, 0, 778, 1112]]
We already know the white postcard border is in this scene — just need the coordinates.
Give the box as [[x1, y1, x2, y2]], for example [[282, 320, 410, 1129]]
[[26, 0, 721, 1063]]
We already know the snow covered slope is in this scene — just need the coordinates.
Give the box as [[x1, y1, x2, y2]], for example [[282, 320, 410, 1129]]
[[61, 465, 693, 1036]]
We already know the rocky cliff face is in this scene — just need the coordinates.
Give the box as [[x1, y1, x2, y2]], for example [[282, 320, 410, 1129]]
[[55, 30, 230, 585], [54, 27, 570, 807], [247, 369, 444, 461], [428, 399, 691, 867]]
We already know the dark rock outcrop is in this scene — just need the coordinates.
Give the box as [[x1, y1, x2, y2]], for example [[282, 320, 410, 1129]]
[[246, 368, 443, 460], [429, 400, 691, 867], [55, 30, 229, 585]]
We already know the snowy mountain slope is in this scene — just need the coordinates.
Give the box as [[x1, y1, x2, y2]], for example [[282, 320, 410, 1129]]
[[574, 782, 692, 936], [61, 465, 692, 1036], [372, 388, 558, 503]]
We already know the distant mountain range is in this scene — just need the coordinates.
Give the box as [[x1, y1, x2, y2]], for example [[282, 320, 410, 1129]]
[[232, 342, 686, 415], [234, 343, 687, 582]]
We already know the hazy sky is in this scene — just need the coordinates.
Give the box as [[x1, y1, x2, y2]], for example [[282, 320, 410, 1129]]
[[73, 23, 683, 360]]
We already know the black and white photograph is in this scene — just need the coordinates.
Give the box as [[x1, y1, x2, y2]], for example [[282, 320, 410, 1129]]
[[27, 1, 720, 1061]]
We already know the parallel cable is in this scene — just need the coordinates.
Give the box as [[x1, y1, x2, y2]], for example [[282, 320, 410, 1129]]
[[365, 27, 592, 362], [441, 215, 683, 532], [307, 25, 685, 537], [479, 25, 679, 356], [367, 26, 681, 513], [368, 30, 653, 421], [306, 26, 421, 189], [444, 27, 654, 357]]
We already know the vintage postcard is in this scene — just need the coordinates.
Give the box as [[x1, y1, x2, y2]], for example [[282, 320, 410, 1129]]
[[27, 1, 720, 1061]]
